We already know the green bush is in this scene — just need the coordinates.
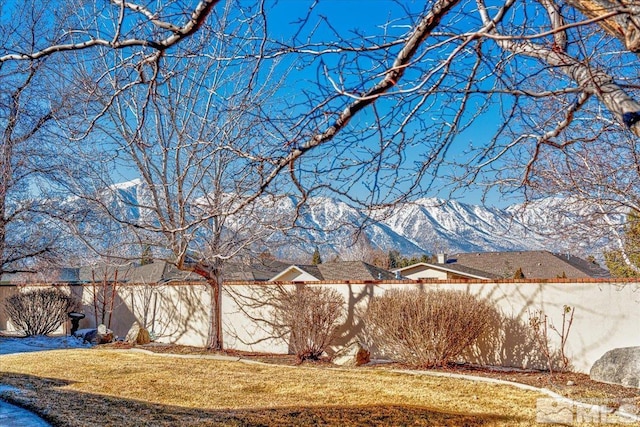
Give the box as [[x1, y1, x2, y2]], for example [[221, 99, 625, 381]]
[[363, 289, 495, 368]]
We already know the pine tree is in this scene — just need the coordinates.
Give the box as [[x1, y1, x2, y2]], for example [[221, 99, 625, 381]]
[[388, 250, 400, 269], [140, 244, 153, 266], [312, 247, 322, 265], [604, 213, 640, 277]]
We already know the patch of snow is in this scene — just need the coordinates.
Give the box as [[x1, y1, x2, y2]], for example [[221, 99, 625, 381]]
[[0, 335, 92, 356], [0, 384, 22, 395]]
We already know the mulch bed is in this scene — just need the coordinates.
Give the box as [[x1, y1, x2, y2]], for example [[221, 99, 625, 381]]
[[102, 342, 640, 406]]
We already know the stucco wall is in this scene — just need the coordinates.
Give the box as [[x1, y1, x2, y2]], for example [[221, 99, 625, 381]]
[[3, 280, 640, 373], [1, 283, 212, 347], [223, 280, 640, 373]]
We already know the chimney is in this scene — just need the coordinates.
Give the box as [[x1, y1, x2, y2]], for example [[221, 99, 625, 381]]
[[437, 253, 447, 264]]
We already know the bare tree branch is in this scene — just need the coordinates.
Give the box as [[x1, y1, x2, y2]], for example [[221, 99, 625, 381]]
[[565, 0, 640, 52], [0, 0, 221, 63]]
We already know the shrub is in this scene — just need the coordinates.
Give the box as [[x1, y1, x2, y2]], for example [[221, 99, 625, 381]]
[[362, 289, 495, 368], [5, 287, 81, 336], [528, 305, 575, 374], [272, 286, 344, 362]]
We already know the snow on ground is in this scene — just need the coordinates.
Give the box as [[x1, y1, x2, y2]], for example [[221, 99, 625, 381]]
[[0, 335, 92, 356]]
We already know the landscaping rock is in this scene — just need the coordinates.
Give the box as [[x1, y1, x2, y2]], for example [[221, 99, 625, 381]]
[[74, 328, 97, 343], [125, 321, 151, 345], [332, 341, 370, 367], [136, 328, 151, 345], [96, 324, 115, 344], [590, 347, 640, 388], [75, 325, 114, 344], [125, 322, 141, 343]]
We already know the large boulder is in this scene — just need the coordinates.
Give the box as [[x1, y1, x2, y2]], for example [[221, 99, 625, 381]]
[[125, 321, 151, 345], [590, 347, 640, 388], [332, 341, 370, 367]]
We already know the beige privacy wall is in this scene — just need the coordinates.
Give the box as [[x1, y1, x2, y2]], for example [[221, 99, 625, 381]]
[[223, 280, 640, 373], [3, 280, 639, 373], [5, 283, 211, 346], [76, 282, 212, 346]]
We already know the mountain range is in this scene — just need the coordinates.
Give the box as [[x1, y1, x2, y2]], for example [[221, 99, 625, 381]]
[[100, 180, 614, 261]]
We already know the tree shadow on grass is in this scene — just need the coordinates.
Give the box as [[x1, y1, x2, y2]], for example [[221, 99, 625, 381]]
[[0, 372, 528, 426]]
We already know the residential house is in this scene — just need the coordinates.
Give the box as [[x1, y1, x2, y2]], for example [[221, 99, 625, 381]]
[[394, 251, 610, 280], [270, 261, 397, 282], [395, 261, 500, 281], [78, 260, 205, 284]]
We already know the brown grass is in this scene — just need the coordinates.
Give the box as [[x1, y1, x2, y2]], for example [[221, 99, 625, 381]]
[[1, 348, 547, 426]]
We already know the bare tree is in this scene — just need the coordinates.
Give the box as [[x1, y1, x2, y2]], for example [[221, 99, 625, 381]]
[[516, 126, 640, 268], [339, 233, 389, 268], [3, 1, 640, 342], [2, 1, 638, 208], [262, 1, 640, 253], [58, 3, 293, 349], [0, 2, 78, 276], [204, 0, 637, 217], [0, 0, 219, 64]]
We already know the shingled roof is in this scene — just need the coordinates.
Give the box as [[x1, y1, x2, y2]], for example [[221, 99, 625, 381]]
[[448, 251, 610, 279], [78, 260, 204, 283], [271, 261, 396, 282], [224, 259, 292, 281], [317, 261, 396, 281]]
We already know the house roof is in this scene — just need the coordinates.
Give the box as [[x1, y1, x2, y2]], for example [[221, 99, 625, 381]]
[[78, 260, 204, 283], [271, 261, 396, 282], [394, 262, 500, 280], [4, 258, 295, 285], [319, 261, 396, 281], [448, 251, 610, 279], [224, 259, 292, 281], [1, 268, 81, 284]]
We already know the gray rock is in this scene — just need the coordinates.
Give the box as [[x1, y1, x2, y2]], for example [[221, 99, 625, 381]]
[[590, 346, 640, 388], [74, 328, 97, 343], [332, 341, 370, 367]]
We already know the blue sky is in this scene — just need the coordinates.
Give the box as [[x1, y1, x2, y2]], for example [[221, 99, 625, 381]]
[[262, 1, 517, 207], [5, 0, 634, 211], [3, 0, 528, 209]]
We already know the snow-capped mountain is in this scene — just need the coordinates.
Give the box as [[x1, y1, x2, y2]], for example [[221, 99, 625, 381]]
[[66, 179, 617, 260], [270, 196, 427, 258], [378, 198, 549, 253]]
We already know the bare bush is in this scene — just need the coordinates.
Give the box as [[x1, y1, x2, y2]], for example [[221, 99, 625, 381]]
[[528, 305, 575, 374], [272, 286, 345, 362], [363, 289, 496, 368], [5, 287, 81, 336]]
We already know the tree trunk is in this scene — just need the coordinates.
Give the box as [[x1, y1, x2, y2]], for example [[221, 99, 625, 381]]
[[564, 0, 640, 52], [208, 278, 223, 350]]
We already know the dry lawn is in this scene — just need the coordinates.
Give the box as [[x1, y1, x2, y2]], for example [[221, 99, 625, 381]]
[[0, 348, 557, 426]]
